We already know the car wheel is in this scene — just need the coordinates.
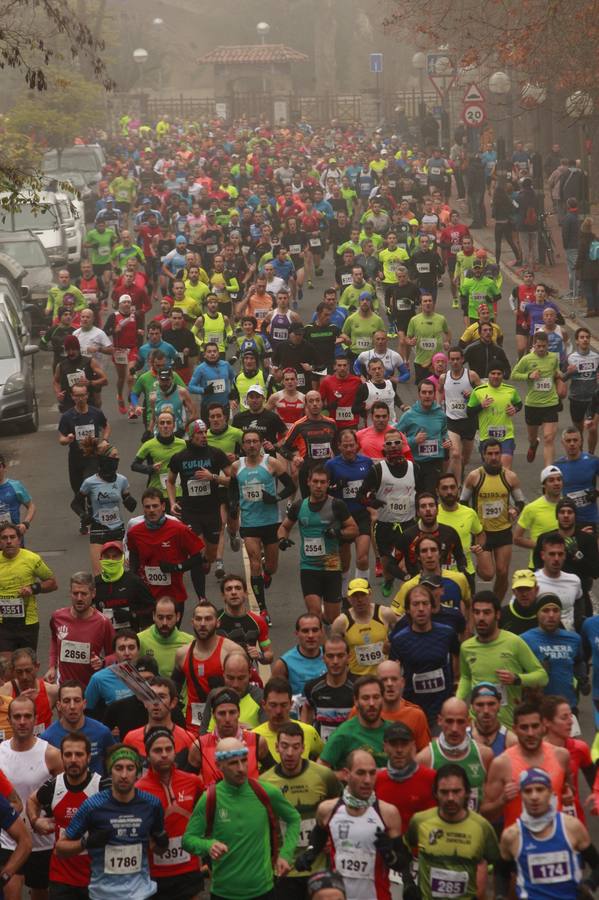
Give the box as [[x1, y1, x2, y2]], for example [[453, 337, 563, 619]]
[[21, 395, 39, 433]]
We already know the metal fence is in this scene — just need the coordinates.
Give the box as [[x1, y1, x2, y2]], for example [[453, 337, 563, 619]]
[[108, 90, 439, 126]]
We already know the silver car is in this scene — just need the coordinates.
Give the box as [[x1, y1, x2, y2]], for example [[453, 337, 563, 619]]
[[0, 311, 39, 432]]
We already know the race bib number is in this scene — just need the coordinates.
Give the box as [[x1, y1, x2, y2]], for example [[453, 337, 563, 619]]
[[430, 867, 468, 897], [418, 439, 439, 457], [488, 426, 506, 439], [254, 308, 268, 320], [528, 851, 572, 884], [342, 480, 362, 499], [336, 406, 353, 421], [98, 506, 120, 527], [534, 378, 552, 392], [355, 337, 372, 350], [577, 360, 595, 373], [311, 442, 331, 459], [341, 273, 353, 286], [207, 333, 222, 344], [144, 566, 171, 586], [74, 424, 95, 442], [242, 483, 263, 502], [567, 489, 589, 508], [191, 702, 205, 725], [303, 537, 325, 556], [483, 501, 504, 519], [272, 328, 288, 342], [0, 598, 24, 618], [208, 379, 225, 393], [389, 498, 409, 515], [419, 338, 437, 351], [98, 245, 110, 257], [67, 371, 86, 388], [336, 849, 374, 879], [289, 243, 302, 255], [60, 640, 91, 664], [309, 238, 321, 248], [450, 244, 461, 254], [413, 668, 445, 693], [416, 263, 430, 273], [430, 167, 441, 176], [296, 372, 306, 387], [104, 844, 142, 875], [398, 298, 412, 310], [355, 642, 384, 666], [155, 836, 190, 867], [113, 348, 129, 365], [447, 399, 466, 414], [188, 479, 211, 496]]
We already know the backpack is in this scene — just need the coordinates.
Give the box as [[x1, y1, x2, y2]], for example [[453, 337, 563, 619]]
[[204, 778, 279, 865], [589, 240, 599, 261], [523, 204, 537, 227]]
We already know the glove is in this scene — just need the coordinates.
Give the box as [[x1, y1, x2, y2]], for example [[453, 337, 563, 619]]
[[123, 494, 137, 512], [85, 826, 112, 849], [261, 491, 278, 505], [152, 830, 169, 851], [294, 846, 318, 872], [374, 827, 397, 868], [159, 561, 179, 573], [279, 538, 295, 551], [204, 383, 215, 395], [324, 525, 341, 539]]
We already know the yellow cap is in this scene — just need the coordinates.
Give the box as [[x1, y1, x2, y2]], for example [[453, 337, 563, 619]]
[[512, 569, 536, 589], [347, 578, 371, 596]]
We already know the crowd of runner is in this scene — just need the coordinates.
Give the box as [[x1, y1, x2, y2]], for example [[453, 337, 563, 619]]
[[0, 115, 599, 899]]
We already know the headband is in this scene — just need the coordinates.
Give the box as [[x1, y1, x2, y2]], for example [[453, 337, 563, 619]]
[[108, 747, 142, 773], [520, 767, 551, 790], [144, 726, 175, 752], [215, 747, 248, 762]]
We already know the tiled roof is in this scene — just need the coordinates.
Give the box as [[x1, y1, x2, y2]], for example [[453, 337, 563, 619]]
[[199, 44, 309, 65]]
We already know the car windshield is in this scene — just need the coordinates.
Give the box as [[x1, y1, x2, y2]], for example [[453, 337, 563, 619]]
[[0, 322, 16, 360], [43, 149, 100, 173], [53, 172, 86, 189], [0, 205, 61, 231], [0, 240, 48, 267]]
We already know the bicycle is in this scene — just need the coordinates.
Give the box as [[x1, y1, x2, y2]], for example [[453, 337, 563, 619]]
[[537, 211, 556, 266]]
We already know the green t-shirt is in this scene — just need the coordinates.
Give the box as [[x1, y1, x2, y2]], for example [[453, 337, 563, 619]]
[[467, 382, 521, 441], [132, 369, 185, 427], [319, 716, 387, 769], [342, 311, 385, 354], [461, 275, 500, 320], [517, 495, 559, 565], [340, 187, 358, 217], [138, 624, 193, 676], [136, 436, 186, 494], [406, 808, 500, 900], [339, 282, 379, 312], [111, 243, 145, 268], [511, 350, 559, 407], [109, 176, 137, 204], [437, 504, 483, 575], [406, 313, 449, 365], [379, 247, 410, 284], [260, 761, 341, 874], [207, 425, 243, 456], [456, 630, 548, 725], [182, 779, 301, 899], [85, 227, 116, 266]]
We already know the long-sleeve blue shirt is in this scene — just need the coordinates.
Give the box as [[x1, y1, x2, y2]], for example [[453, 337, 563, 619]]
[[188, 359, 235, 406], [398, 401, 448, 461]]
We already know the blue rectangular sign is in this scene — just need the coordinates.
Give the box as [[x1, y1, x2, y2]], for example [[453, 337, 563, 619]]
[[370, 53, 383, 74]]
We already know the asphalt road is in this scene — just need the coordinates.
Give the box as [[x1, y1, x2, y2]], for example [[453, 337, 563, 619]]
[[5, 248, 599, 835]]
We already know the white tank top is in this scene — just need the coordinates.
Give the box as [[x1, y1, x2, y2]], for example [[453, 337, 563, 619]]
[[376, 459, 416, 523], [0, 738, 53, 850], [444, 367, 472, 421], [365, 381, 396, 425], [329, 800, 387, 900]]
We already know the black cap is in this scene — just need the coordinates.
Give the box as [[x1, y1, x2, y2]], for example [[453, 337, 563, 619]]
[[384, 721, 414, 743], [419, 573, 443, 589], [135, 655, 159, 675], [307, 871, 346, 898], [288, 321, 304, 333], [158, 368, 172, 379]]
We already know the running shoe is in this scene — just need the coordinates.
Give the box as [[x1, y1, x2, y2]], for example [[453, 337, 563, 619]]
[[214, 559, 225, 579], [117, 397, 126, 415], [381, 581, 393, 598], [79, 520, 89, 536], [308, 280, 314, 289], [526, 439, 539, 463], [263, 571, 272, 589], [375, 559, 383, 578], [229, 531, 241, 552], [452, 299, 460, 309], [128, 407, 138, 420]]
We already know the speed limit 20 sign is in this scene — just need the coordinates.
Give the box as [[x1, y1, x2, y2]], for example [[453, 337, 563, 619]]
[[462, 103, 486, 127]]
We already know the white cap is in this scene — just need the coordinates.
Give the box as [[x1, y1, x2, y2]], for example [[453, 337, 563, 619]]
[[246, 384, 265, 397], [118, 293, 132, 305], [540, 465, 562, 483]]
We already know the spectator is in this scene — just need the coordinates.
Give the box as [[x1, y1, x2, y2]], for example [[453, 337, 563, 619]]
[[575, 216, 599, 317], [561, 198, 581, 299]]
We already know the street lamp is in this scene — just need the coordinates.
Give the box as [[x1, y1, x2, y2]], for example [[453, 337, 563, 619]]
[[488, 71, 511, 95], [489, 71, 513, 158], [412, 51, 426, 119], [152, 18, 164, 26], [256, 21, 270, 44], [520, 82, 547, 109], [133, 47, 149, 66], [132, 48, 149, 116]]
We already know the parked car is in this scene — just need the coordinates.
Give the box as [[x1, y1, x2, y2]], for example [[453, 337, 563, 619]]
[[0, 192, 68, 266], [0, 309, 39, 432], [42, 144, 106, 188], [0, 254, 35, 340], [0, 232, 53, 308], [46, 171, 95, 223]]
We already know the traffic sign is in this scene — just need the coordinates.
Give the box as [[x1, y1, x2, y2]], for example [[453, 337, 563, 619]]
[[463, 82, 485, 103], [462, 103, 486, 127], [426, 52, 454, 76], [429, 74, 456, 100], [370, 53, 383, 74]]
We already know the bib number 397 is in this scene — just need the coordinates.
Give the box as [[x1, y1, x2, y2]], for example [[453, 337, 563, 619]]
[[104, 843, 142, 875]]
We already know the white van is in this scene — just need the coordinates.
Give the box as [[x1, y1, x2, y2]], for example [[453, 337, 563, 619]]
[[0, 192, 69, 265]]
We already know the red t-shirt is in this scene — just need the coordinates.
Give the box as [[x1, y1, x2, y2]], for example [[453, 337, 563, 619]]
[[136, 767, 203, 877], [565, 736, 593, 822], [375, 765, 436, 833], [319, 374, 362, 429], [356, 425, 413, 462], [439, 224, 470, 258], [127, 517, 205, 603], [49, 607, 114, 686], [137, 224, 161, 258], [124, 724, 193, 758]]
